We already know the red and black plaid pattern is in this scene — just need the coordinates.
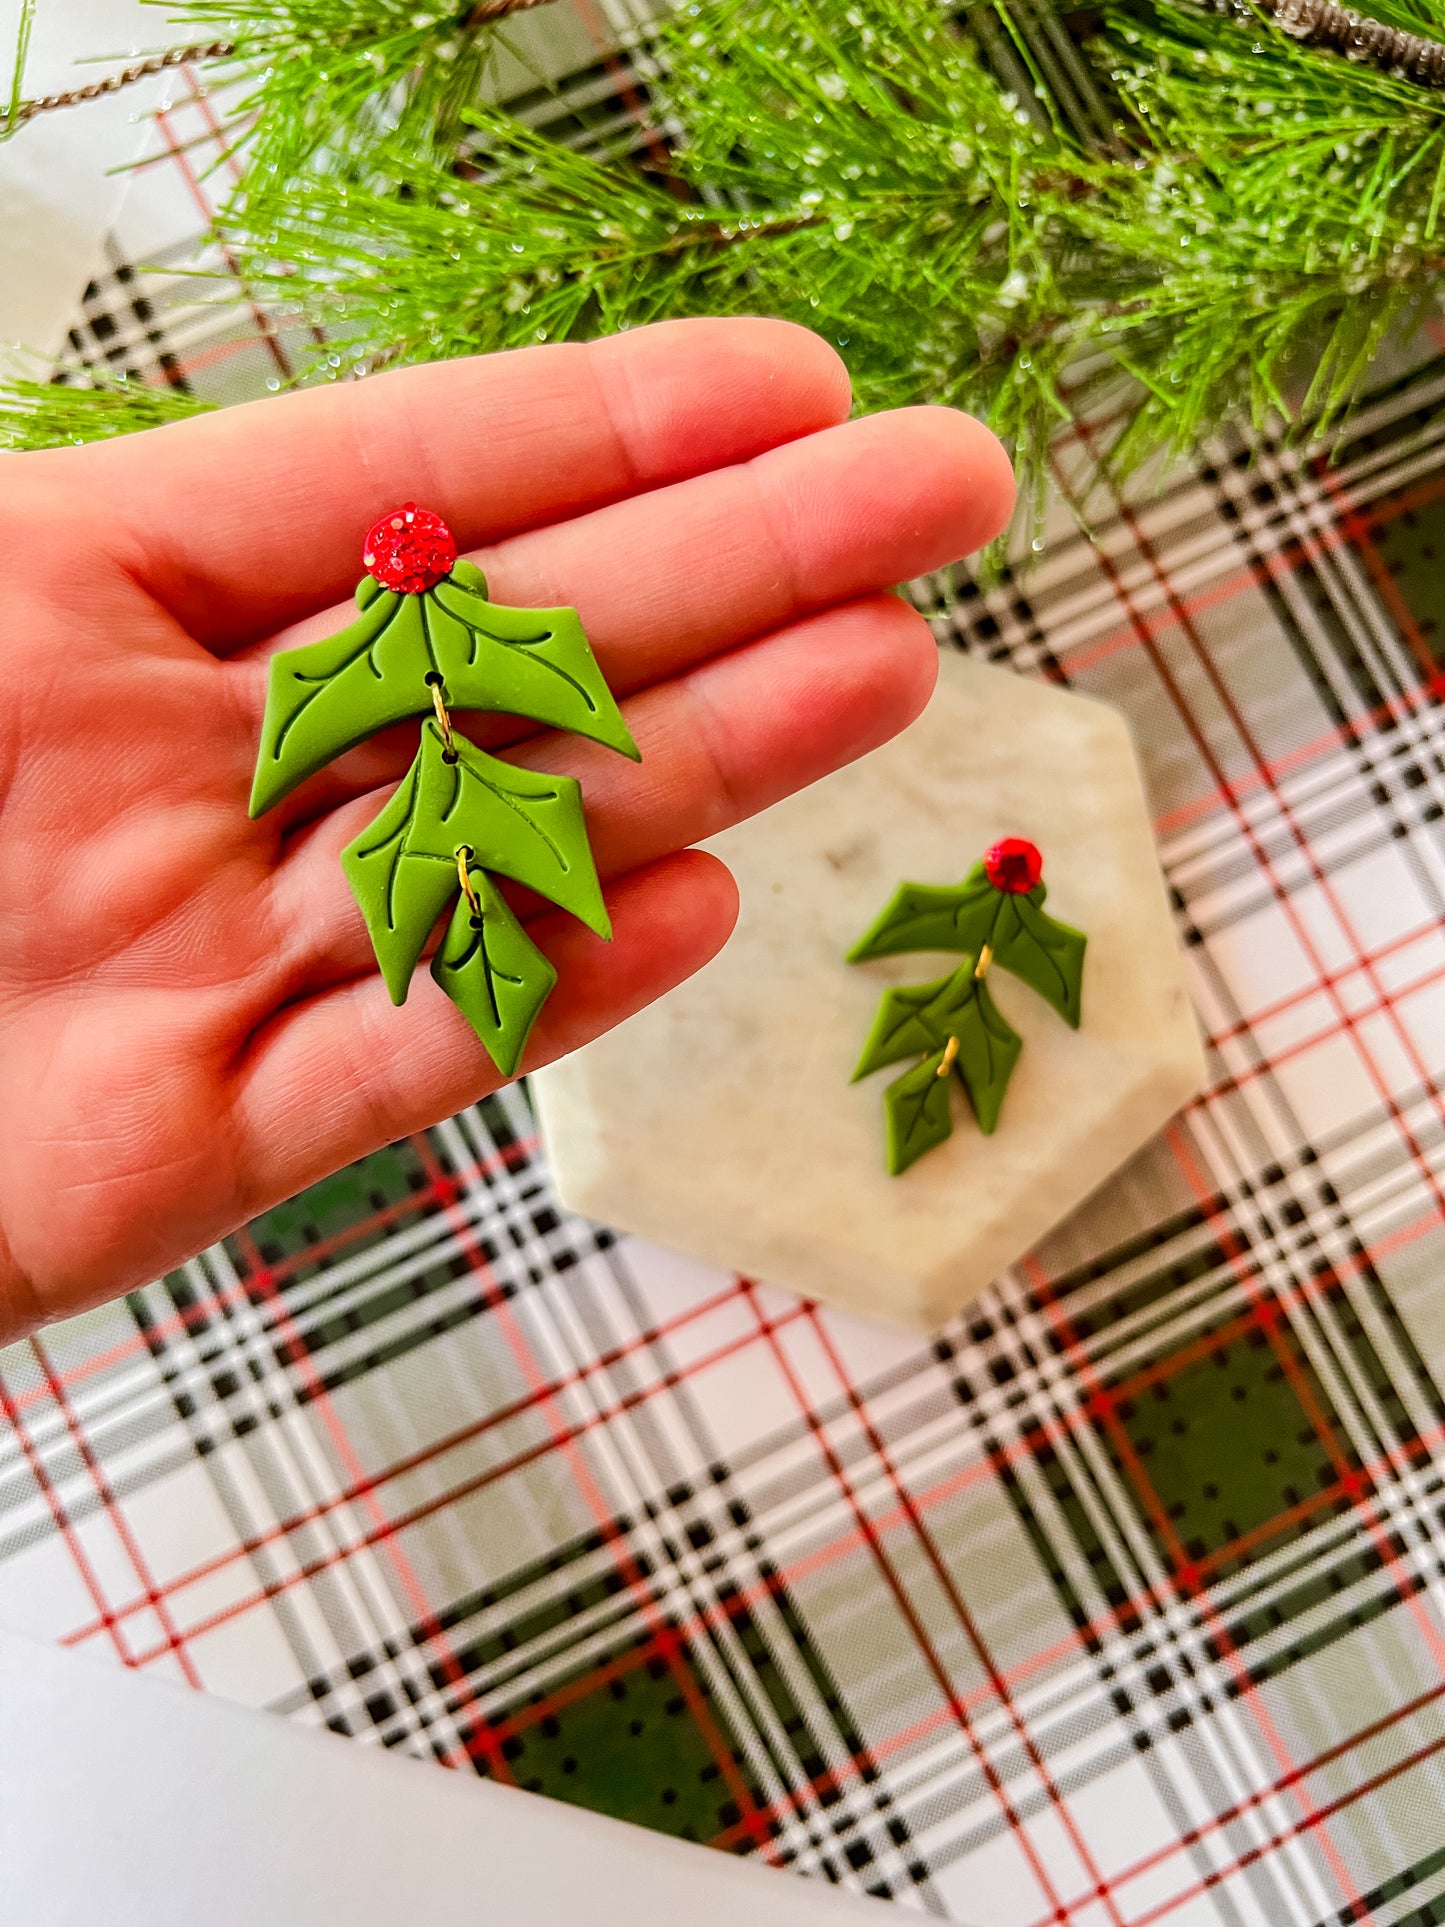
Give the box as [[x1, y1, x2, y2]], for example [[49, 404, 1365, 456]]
[[7, 13, 1445, 1923]]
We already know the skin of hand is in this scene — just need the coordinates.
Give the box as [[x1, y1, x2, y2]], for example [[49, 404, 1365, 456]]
[[0, 317, 1014, 1345]]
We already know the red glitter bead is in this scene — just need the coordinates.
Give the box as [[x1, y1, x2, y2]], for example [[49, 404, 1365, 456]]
[[984, 837, 1044, 894], [362, 504, 457, 594]]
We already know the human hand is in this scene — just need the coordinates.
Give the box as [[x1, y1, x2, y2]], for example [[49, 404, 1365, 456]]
[[0, 317, 1013, 1342]]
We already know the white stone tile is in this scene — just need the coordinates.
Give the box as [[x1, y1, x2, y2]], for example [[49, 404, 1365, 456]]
[[537, 657, 1205, 1330]]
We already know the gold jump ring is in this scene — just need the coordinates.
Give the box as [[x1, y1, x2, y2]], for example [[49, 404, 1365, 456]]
[[430, 678, 457, 762], [455, 845, 483, 923]]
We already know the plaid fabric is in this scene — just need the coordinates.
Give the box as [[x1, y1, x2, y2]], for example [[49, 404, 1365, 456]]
[[8, 16, 1445, 1924]]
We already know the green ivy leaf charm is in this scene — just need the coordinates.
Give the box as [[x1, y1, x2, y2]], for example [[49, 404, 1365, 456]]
[[341, 718, 608, 1003], [249, 557, 638, 818], [848, 839, 1086, 1174], [851, 972, 953, 1078], [992, 890, 1086, 1029], [853, 959, 1023, 1136], [845, 871, 996, 963], [249, 503, 635, 1076], [433, 566, 639, 761], [884, 1048, 955, 1176], [430, 864, 557, 1078], [948, 973, 1023, 1135]]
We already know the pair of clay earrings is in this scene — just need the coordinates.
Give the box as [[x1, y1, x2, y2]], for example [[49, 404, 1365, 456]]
[[249, 507, 1086, 1175]]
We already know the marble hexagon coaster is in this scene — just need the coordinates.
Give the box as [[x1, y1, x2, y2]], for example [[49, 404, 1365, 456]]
[[532, 653, 1206, 1332]]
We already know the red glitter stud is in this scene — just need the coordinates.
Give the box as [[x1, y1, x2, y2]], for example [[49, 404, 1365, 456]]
[[984, 837, 1044, 894], [362, 503, 458, 594]]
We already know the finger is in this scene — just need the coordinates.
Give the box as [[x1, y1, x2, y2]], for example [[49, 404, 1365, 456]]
[[450, 404, 1013, 699], [233, 850, 737, 1211], [264, 593, 934, 996], [84, 319, 853, 650], [233, 404, 1012, 832]]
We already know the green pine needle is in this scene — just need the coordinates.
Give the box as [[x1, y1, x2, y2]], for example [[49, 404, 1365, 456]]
[[152, 2, 519, 196], [0, 373, 213, 451], [3, 0, 37, 141]]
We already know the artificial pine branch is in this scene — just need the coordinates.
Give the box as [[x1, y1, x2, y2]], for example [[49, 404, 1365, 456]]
[[12, 0, 1445, 542], [206, 0, 1445, 528]]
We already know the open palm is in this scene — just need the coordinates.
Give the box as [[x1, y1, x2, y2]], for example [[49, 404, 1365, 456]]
[[0, 318, 1013, 1342]]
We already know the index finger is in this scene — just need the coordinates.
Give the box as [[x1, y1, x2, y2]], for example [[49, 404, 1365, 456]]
[[83, 317, 853, 652]]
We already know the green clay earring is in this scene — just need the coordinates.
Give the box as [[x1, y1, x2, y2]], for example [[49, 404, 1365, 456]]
[[249, 504, 639, 1077], [847, 839, 1087, 1176]]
